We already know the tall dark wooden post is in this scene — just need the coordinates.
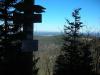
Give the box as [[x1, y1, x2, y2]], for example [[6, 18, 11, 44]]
[[22, 0, 34, 51], [17, 0, 35, 75], [16, 0, 45, 75]]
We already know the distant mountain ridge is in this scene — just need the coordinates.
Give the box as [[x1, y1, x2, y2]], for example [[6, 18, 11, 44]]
[[34, 31, 100, 37], [34, 31, 62, 36]]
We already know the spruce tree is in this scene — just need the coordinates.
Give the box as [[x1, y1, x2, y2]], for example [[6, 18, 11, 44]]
[[0, 0, 43, 75], [53, 8, 93, 75], [0, 0, 22, 75]]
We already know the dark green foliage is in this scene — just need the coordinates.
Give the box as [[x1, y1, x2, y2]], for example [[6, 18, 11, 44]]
[[80, 43, 93, 74], [0, 0, 22, 75], [0, 0, 39, 75], [53, 8, 94, 75], [32, 56, 40, 75]]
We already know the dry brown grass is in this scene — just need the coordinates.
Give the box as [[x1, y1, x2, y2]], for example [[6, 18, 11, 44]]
[[34, 36, 62, 75]]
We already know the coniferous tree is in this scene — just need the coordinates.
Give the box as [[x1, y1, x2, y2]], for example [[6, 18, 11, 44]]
[[0, 0, 43, 75], [53, 8, 94, 75], [0, 0, 22, 75]]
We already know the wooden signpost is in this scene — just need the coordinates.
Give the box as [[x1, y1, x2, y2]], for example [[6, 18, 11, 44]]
[[21, 0, 45, 52]]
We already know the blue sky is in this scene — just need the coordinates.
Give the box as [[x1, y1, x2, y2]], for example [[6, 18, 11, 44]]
[[34, 0, 100, 32]]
